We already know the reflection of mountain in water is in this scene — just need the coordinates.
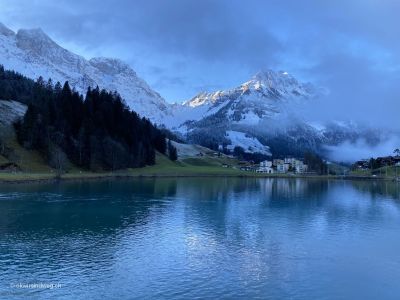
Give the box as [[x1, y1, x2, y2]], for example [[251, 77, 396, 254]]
[[1, 178, 400, 299], [1, 178, 398, 237]]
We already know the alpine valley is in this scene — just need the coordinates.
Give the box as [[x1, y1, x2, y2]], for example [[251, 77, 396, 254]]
[[0, 23, 386, 159]]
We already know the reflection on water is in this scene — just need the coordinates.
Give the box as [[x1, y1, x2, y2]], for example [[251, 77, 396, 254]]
[[0, 178, 399, 299]]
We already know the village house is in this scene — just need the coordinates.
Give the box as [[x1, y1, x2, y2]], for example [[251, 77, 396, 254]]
[[295, 163, 308, 174], [238, 157, 308, 174], [277, 163, 290, 173], [276, 158, 308, 174], [238, 160, 256, 172], [354, 159, 370, 170], [273, 159, 284, 167], [284, 158, 296, 164], [260, 160, 272, 168], [257, 160, 274, 173]]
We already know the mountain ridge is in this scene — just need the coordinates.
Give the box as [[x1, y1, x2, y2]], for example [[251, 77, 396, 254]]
[[0, 23, 172, 124], [1, 22, 389, 159]]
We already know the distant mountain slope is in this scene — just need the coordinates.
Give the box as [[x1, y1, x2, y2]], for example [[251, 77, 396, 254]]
[[0, 23, 172, 124], [172, 70, 385, 157], [1, 22, 390, 160], [169, 70, 320, 129]]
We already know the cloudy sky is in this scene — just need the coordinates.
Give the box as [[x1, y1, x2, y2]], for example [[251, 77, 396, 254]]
[[0, 0, 399, 128]]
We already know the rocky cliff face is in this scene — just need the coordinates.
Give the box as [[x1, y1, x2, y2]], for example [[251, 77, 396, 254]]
[[0, 23, 172, 124], [0, 22, 388, 158]]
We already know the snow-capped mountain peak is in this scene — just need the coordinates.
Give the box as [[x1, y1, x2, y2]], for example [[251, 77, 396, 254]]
[[0, 23, 172, 124], [169, 69, 331, 154], [17, 27, 51, 43], [242, 69, 316, 99], [173, 69, 321, 130]]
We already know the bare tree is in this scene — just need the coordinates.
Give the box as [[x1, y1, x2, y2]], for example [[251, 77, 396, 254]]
[[0, 132, 5, 156], [49, 145, 68, 176], [0, 125, 11, 156]]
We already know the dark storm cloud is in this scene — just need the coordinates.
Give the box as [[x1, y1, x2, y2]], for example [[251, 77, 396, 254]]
[[0, 0, 399, 130], [1, 0, 282, 65]]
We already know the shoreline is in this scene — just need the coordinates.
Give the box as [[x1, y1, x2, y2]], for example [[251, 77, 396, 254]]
[[0, 171, 398, 184]]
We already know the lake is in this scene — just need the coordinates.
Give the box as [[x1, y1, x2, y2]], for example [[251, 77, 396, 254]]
[[0, 178, 400, 299]]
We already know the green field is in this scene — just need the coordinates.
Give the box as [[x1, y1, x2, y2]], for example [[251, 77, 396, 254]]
[[1, 150, 398, 183], [2, 124, 399, 183], [0, 123, 257, 182], [0, 125, 52, 173], [0, 152, 249, 182], [350, 166, 400, 178]]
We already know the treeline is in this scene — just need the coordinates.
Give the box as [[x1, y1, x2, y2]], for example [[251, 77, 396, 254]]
[[303, 151, 328, 175], [13, 76, 175, 171], [354, 152, 400, 170], [233, 146, 271, 163], [0, 65, 35, 103]]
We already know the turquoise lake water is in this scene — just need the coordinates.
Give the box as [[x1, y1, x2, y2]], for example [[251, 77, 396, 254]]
[[0, 178, 400, 299]]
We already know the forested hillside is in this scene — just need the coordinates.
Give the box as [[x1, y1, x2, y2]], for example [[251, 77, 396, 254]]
[[1, 65, 171, 171], [0, 65, 35, 103]]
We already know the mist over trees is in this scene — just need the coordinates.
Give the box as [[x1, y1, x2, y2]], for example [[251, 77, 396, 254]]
[[303, 152, 328, 175]]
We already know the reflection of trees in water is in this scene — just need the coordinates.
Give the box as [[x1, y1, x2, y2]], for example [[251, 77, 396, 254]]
[[1, 178, 400, 281], [2, 178, 397, 239], [350, 180, 400, 201], [0, 179, 180, 274], [0, 178, 179, 235]]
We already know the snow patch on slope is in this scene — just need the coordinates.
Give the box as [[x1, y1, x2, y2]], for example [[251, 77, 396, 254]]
[[0, 100, 27, 126], [226, 131, 271, 156]]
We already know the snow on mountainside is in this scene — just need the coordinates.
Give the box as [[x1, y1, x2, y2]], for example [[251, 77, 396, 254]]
[[0, 22, 388, 159], [0, 100, 27, 126], [172, 70, 323, 154], [0, 23, 171, 124], [170, 70, 321, 130], [176, 70, 386, 157], [226, 131, 271, 156]]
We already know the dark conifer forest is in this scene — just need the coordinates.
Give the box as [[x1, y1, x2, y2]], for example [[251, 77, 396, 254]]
[[1, 65, 170, 171], [0, 65, 35, 103]]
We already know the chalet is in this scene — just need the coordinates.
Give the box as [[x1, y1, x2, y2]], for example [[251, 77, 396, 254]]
[[354, 159, 370, 170], [284, 158, 296, 164], [274, 158, 308, 174], [256, 166, 274, 174], [238, 160, 256, 172], [295, 163, 308, 174], [273, 159, 284, 166], [257, 160, 274, 173], [260, 160, 272, 168], [277, 163, 290, 173], [354, 156, 400, 170]]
